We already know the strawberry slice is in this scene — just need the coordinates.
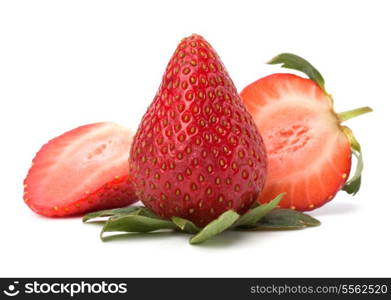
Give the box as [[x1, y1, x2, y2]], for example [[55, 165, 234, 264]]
[[240, 54, 371, 211], [24, 122, 138, 217]]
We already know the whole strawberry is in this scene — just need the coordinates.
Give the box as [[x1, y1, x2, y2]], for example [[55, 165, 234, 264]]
[[129, 34, 267, 227]]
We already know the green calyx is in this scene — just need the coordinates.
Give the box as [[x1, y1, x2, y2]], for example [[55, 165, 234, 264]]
[[83, 193, 320, 245], [338, 106, 373, 122], [268, 52, 372, 196], [337, 107, 372, 194], [268, 53, 326, 93], [340, 126, 364, 195]]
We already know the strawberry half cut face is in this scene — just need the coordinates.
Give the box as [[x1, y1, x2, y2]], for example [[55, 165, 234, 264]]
[[24, 122, 138, 217], [240, 53, 372, 211], [241, 73, 351, 210]]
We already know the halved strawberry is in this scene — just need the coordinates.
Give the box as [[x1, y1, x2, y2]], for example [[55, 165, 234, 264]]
[[240, 53, 371, 211], [24, 122, 138, 217]]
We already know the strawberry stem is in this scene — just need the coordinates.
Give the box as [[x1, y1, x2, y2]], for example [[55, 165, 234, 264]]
[[338, 106, 373, 122]]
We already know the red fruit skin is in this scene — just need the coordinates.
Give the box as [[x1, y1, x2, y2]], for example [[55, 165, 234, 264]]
[[240, 73, 352, 211], [129, 34, 267, 227], [24, 123, 138, 217]]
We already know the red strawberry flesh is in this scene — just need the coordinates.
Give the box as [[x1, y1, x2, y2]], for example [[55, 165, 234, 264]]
[[240, 73, 351, 210], [24, 122, 138, 217]]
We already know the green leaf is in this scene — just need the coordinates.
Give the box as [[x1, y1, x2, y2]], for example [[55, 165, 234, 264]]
[[259, 209, 320, 229], [338, 107, 371, 195], [341, 126, 364, 195], [251, 223, 306, 230], [268, 53, 326, 92], [82, 206, 143, 223], [100, 215, 176, 240], [171, 217, 200, 234], [338, 106, 373, 123], [343, 174, 362, 195], [237, 209, 320, 231], [189, 210, 240, 245], [135, 207, 159, 218], [235, 193, 284, 227], [342, 150, 363, 195]]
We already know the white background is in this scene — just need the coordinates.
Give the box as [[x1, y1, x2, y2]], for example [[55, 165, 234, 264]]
[[1, 0, 390, 277]]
